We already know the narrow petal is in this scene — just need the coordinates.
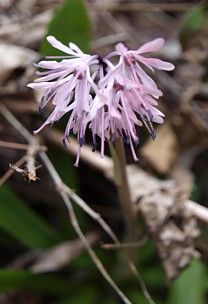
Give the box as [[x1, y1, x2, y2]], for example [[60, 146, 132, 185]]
[[115, 43, 128, 55], [137, 84, 163, 98], [69, 42, 85, 55], [47, 36, 77, 55], [35, 70, 68, 82], [27, 82, 55, 90], [135, 64, 158, 90], [99, 62, 122, 87], [34, 122, 49, 134], [52, 82, 70, 106], [52, 76, 76, 105], [136, 38, 164, 54], [38, 60, 64, 69], [152, 116, 164, 123], [140, 58, 175, 71], [87, 95, 105, 121]]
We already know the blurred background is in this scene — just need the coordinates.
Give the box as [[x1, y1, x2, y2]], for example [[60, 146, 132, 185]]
[[0, 0, 208, 303]]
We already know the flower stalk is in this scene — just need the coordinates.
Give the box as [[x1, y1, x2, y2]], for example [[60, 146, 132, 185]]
[[110, 137, 137, 244]]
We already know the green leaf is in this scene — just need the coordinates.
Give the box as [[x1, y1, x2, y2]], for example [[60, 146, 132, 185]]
[[168, 259, 207, 304], [141, 266, 166, 289], [182, 7, 206, 31], [41, 0, 90, 55], [0, 269, 73, 295], [0, 185, 63, 248], [180, 6, 207, 46], [52, 287, 98, 304]]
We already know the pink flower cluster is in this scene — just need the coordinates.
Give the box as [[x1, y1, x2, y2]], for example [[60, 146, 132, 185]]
[[28, 36, 174, 166]]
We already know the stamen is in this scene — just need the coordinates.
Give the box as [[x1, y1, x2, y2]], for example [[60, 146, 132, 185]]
[[129, 137, 139, 161], [147, 110, 153, 122], [151, 129, 156, 140], [39, 106, 43, 114], [39, 96, 45, 112], [79, 135, 85, 147], [116, 128, 123, 138], [38, 55, 47, 63], [92, 140, 98, 152], [62, 138, 67, 149], [74, 145, 81, 167], [126, 135, 130, 144], [134, 137, 139, 145], [111, 133, 115, 142], [101, 108, 105, 158], [98, 56, 108, 76]]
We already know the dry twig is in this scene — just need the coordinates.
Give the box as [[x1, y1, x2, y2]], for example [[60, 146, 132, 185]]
[[0, 140, 46, 151]]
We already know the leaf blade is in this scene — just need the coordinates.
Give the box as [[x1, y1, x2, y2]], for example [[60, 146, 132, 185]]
[[0, 185, 63, 248]]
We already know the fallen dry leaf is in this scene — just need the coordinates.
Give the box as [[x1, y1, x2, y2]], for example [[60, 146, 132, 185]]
[[30, 231, 100, 273], [141, 122, 179, 174], [0, 43, 37, 85]]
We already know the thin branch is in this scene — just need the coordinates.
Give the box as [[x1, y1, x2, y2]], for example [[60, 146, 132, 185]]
[[60, 183, 119, 243], [101, 236, 148, 250], [0, 104, 37, 146], [0, 140, 47, 151], [59, 184, 155, 304], [61, 192, 132, 304]]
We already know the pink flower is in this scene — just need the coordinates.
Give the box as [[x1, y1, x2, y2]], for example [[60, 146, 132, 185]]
[[88, 38, 174, 160], [28, 36, 174, 165], [28, 36, 101, 165]]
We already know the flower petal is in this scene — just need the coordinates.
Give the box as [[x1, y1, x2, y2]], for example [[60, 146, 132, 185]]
[[69, 42, 84, 55], [99, 63, 122, 87], [27, 81, 55, 90], [135, 64, 158, 90], [140, 58, 175, 71], [35, 70, 68, 82], [47, 36, 76, 55], [136, 38, 164, 54], [38, 60, 64, 69]]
